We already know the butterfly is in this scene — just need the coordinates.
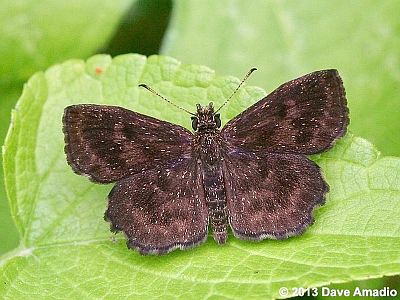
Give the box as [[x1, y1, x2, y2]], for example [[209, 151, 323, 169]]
[[63, 69, 348, 255]]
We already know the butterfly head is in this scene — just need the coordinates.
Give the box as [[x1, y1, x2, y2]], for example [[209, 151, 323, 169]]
[[191, 102, 221, 132]]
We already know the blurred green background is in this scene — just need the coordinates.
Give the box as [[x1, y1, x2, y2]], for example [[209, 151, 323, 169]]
[[1, 0, 399, 298]]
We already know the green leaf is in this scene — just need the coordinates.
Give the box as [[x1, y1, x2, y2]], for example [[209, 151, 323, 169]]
[[0, 82, 22, 254], [1, 54, 399, 299], [0, 0, 134, 83], [162, 0, 400, 156]]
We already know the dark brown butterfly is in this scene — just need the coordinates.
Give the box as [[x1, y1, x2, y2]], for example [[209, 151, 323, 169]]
[[63, 69, 348, 255]]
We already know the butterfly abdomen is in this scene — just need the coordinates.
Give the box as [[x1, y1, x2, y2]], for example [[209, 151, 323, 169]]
[[197, 133, 228, 244], [202, 164, 228, 244]]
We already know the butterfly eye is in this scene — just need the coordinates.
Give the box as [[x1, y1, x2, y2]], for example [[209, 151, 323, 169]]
[[191, 117, 198, 131], [215, 114, 221, 128]]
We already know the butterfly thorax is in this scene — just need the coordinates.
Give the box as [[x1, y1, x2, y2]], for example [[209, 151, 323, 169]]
[[195, 132, 221, 164], [192, 102, 223, 164], [192, 103, 228, 244]]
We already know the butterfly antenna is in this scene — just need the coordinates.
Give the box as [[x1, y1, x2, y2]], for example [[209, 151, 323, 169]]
[[215, 67, 257, 113], [138, 84, 196, 116]]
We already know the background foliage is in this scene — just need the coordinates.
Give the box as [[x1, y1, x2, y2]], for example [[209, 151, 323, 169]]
[[1, 0, 399, 299]]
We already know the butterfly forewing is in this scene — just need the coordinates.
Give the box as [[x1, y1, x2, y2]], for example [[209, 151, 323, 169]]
[[63, 104, 194, 183], [222, 70, 348, 154]]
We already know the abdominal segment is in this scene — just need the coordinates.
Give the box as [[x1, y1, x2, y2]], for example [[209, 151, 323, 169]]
[[202, 162, 228, 244]]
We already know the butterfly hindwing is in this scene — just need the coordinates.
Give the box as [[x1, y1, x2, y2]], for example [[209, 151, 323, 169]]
[[63, 104, 194, 183], [222, 69, 348, 154], [105, 158, 208, 255], [223, 149, 328, 240]]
